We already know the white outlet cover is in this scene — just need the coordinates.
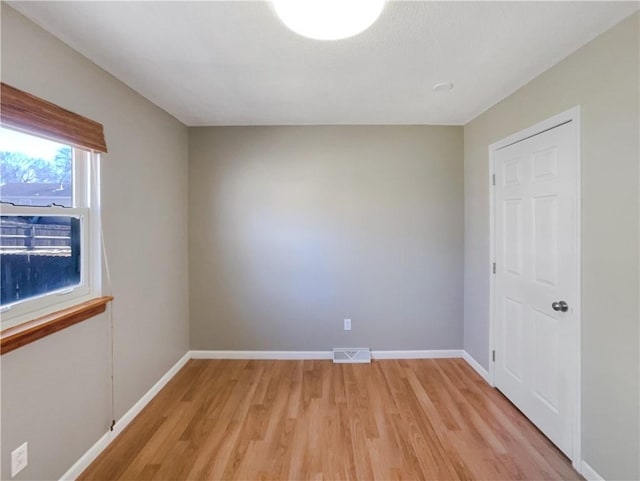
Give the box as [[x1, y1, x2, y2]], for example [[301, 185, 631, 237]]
[[344, 319, 351, 331], [11, 442, 28, 477]]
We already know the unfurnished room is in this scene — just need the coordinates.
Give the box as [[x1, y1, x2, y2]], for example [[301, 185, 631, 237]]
[[0, 1, 638, 480]]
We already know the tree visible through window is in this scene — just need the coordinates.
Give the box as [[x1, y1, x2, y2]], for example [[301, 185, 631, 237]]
[[0, 128, 73, 207]]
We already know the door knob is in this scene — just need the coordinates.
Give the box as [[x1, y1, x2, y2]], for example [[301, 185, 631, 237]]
[[552, 301, 569, 312]]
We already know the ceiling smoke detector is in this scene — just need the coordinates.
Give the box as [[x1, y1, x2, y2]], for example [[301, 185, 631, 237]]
[[433, 82, 454, 92], [273, 0, 386, 41]]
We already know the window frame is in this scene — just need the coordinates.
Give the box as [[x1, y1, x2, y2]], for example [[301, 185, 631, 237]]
[[0, 144, 102, 330]]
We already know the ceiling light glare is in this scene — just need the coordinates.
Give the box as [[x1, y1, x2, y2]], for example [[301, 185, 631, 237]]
[[273, 0, 385, 41]]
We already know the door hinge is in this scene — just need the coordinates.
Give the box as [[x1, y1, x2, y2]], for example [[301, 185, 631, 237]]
[[492, 262, 496, 274], [492, 174, 496, 186], [492, 350, 496, 362]]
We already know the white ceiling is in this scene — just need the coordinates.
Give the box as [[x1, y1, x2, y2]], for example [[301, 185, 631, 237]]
[[8, 1, 639, 126]]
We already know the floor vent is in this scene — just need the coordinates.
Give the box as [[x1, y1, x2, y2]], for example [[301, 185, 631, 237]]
[[332, 348, 371, 363]]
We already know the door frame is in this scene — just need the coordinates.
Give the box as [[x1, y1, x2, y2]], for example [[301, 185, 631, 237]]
[[487, 106, 582, 469]]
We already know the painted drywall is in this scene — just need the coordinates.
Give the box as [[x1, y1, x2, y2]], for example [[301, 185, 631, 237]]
[[463, 12, 639, 480], [189, 126, 464, 351], [0, 5, 189, 480]]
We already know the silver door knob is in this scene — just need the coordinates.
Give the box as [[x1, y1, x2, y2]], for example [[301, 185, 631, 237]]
[[552, 301, 569, 312]]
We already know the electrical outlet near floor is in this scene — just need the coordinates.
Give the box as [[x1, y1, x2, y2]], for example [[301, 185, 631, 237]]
[[344, 319, 351, 331], [11, 442, 27, 477]]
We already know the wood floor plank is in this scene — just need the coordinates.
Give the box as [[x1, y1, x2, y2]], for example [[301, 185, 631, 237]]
[[79, 359, 582, 481]]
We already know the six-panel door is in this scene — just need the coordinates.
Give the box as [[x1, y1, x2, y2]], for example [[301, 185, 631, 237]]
[[494, 121, 576, 457]]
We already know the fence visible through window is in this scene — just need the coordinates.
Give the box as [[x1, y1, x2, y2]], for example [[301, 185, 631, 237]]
[[0, 216, 81, 306]]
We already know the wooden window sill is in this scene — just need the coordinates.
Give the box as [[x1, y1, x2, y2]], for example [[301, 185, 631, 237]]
[[0, 296, 113, 355]]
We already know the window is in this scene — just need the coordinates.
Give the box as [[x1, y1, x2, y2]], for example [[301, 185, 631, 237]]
[[0, 83, 108, 349], [0, 126, 100, 329]]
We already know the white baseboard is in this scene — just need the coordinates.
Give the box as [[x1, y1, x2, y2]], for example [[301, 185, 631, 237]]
[[372, 349, 463, 359], [59, 352, 191, 480], [113, 352, 191, 429], [462, 350, 489, 381], [190, 350, 464, 360], [580, 461, 605, 481], [59, 430, 112, 481], [190, 350, 332, 360]]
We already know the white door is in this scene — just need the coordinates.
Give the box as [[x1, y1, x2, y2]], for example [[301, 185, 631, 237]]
[[493, 119, 578, 458]]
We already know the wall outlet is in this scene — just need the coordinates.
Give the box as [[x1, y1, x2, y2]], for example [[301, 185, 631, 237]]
[[11, 442, 27, 477], [344, 319, 351, 331]]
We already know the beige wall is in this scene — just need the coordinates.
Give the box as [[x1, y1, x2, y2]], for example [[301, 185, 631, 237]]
[[1, 5, 189, 480], [463, 13, 639, 480], [189, 126, 464, 351]]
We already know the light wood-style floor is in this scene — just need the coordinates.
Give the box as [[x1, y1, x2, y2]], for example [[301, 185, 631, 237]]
[[80, 359, 581, 480]]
